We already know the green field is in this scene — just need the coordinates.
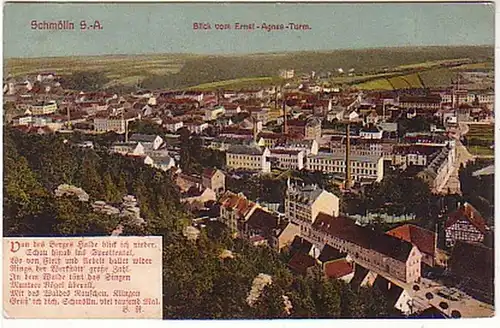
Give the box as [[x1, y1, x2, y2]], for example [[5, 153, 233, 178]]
[[4, 45, 493, 90], [352, 67, 468, 90], [186, 76, 284, 91], [465, 124, 495, 156], [467, 124, 495, 141], [468, 146, 494, 156]]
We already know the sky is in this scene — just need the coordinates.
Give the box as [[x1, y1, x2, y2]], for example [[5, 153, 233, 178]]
[[2, 2, 495, 58]]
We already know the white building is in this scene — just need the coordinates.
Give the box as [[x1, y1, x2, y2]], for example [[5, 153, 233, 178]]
[[268, 149, 305, 170], [306, 152, 384, 182], [30, 101, 57, 115]]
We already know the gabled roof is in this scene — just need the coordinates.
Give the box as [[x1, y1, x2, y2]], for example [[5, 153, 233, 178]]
[[312, 213, 414, 262], [219, 191, 256, 217], [386, 224, 436, 256], [445, 202, 487, 234], [324, 259, 354, 279]]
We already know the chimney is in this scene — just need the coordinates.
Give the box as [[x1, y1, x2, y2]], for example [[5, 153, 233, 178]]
[[282, 87, 288, 135], [345, 123, 352, 189], [252, 118, 258, 143]]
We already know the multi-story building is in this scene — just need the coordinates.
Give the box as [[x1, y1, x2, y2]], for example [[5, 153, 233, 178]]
[[285, 183, 340, 233], [279, 139, 319, 156], [306, 152, 384, 183], [391, 145, 442, 168], [386, 224, 437, 267], [330, 138, 394, 161], [226, 145, 271, 173], [399, 95, 442, 111], [29, 101, 58, 115], [287, 117, 322, 140], [417, 145, 455, 191], [163, 119, 184, 132], [308, 214, 422, 284], [219, 191, 258, 237], [268, 149, 305, 170], [93, 113, 137, 133]]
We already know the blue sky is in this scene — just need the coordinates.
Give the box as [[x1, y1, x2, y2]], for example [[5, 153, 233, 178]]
[[3, 2, 495, 58]]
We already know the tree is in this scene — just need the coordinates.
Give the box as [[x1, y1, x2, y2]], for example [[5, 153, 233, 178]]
[[64, 71, 109, 91]]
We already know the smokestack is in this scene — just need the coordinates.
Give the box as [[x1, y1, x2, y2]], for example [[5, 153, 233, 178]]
[[345, 123, 351, 189], [253, 117, 257, 143], [282, 89, 287, 135]]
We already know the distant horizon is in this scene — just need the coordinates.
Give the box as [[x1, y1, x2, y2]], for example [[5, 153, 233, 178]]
[[4, 44, 495, 61], [3, 2, 495, 58]]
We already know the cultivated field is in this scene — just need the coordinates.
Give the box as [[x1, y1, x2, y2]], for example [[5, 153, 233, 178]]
[[4, 45, 493, 90]]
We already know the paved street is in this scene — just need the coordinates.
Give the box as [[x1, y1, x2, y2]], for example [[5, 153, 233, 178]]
[[436, 123, 475, 195]]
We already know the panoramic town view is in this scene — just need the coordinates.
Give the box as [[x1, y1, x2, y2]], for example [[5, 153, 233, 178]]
[[2, 2, 495, 320]]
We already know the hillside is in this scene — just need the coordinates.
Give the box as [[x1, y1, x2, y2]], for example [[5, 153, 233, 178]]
[[3, 128, 397, 319], [4, 45, 493, 90]]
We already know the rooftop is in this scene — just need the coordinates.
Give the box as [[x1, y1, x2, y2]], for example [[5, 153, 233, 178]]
[[386, 224, 436, 256], [313, 213, 414, 263], [445, 202, 487, 234]]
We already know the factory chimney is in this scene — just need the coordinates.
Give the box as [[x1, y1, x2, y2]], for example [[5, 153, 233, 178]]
[[345, 123, 351, 189]]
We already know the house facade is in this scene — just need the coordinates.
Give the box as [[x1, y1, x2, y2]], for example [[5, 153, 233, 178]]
[[202, 168, 226, 196], [268, 149, 305, 170], [445, 202, 487, 248], [306, 153, 384, 182], [226, 146, 271, 173]]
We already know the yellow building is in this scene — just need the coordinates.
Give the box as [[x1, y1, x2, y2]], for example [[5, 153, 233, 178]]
[[226, 145, 271, 173], [30, 101, 57, 115]]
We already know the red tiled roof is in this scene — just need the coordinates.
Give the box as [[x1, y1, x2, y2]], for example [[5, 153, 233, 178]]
[[386, 224, 436, 256], [219, 191, 255, 218], [445, 203, 487, 234], [324, 259, 353, 279], [287, 252, 317, 275]]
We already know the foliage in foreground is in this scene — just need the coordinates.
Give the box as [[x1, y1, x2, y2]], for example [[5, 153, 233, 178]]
[[3, 127, 397, 318]]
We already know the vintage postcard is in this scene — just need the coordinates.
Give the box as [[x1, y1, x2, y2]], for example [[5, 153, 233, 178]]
[[1, 0, 496, 322]]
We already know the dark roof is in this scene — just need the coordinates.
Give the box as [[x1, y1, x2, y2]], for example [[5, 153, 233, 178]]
[[290, 236, 313, 254], [318, 245, 347, 264], [445, 202, 487, 234], [386, 224, 436, 256], [202, 168, 217, 179], [399, 95, 442, 104], [312, 213, 414, 262], [245, 208, 279, 231], [287, 252, 317, 275], [227, 145, 263, 155], [129, 134, 160, 143], [183, 186, 203, 198]]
